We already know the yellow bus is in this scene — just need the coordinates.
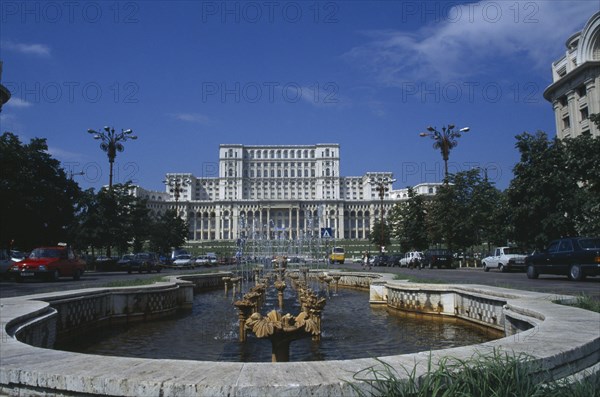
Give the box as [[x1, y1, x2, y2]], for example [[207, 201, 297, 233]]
[[329, 247, 345, 264]]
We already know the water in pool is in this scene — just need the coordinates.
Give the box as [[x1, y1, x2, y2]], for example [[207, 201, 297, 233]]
[[58, 284, 498, 362]]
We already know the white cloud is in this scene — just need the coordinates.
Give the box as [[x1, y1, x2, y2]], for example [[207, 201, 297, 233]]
[[168, 112, 213, 125], [2, 40, 51, 57], [4, 97, 32, 108], [344, 1, 599, 85], [46, 146, 84, 161]]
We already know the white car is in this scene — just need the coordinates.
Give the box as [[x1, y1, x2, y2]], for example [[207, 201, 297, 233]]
[[195, 256, 210, 266], [399, 251, 424, 267], [482, 247, 527, 272], [173, 254, 194, 267]]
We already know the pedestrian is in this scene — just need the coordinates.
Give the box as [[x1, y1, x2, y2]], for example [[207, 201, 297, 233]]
[[363, 251, 371, 270]]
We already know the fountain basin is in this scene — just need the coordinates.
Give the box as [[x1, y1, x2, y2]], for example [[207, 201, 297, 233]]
[[1, 272, 599, 396]]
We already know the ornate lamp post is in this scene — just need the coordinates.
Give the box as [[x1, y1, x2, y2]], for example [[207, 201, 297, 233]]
[[87, 126, 137, 190], [419, 124, 470, 183], [0, 62, 11, 112], [163, 175, 191, 217], [370, 176, 396, 254]]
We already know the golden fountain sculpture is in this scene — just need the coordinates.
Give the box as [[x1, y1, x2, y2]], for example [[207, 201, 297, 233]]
[[245, 310, 321, 362]]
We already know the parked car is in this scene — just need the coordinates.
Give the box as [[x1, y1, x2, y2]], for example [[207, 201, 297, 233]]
[[399, 251, 424, 267], [195, 255, 211, 266], [173, 254, 194, 268], [525, 237, 600, 281], [171, 248, 190, 261], [128, 252, 162, 273], [10, 250, 27, 262], [482, 247, 527, 272], [422, 249, 455, 269], [117, 254, 136, 270], [372, 254, 390, 266], [9, 245, 86, 281], [0, 249, 13, 276], [387, 254, 403, 267]]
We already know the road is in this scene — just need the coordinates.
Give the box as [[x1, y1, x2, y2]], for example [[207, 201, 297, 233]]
[[1, 263, 598, 300]]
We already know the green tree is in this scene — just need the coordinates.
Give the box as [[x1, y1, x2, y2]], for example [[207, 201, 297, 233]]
[[369, 219, 391, 252], [563, 134, 600, 236], [129, 197, 152, 252], [469, 173, 506, 247], [71, 183, 153, 256], [0, 132, 81, 250], [148, 209, 188, 255], [428, 169, 498, 252], [507, 131, 577, 249], [389, 187, 429, 252], [590, 113, 600, 129]]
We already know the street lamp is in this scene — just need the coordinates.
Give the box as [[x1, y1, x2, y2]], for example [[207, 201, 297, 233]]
[[163, 175, 191, 216], [87, 126, 137, 189], [419, 124, 470, 183], [370, 176, 396, 254]]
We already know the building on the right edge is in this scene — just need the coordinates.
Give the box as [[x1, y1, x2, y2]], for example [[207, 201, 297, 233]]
[[544, 11, 600, 139]]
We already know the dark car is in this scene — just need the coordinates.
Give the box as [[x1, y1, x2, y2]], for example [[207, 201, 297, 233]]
[[372, 254, 391, 266], [128, 252, 162, 274], [117, 254, 135, 270], [422, 249, 455, 269], [9, 246, 86, 281], [386, 254, 403, 267], [526, 237, 600, 281]]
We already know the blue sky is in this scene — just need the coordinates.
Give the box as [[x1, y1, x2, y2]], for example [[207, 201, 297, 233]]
[[2, 0, 599, 192]]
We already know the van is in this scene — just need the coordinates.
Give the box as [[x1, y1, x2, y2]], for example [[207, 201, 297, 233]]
[[329, 247, 345, 264]]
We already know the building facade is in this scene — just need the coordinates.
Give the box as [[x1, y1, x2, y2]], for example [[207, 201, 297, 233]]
[[544, 11, 600, 139], [135, 144, 442, 242]]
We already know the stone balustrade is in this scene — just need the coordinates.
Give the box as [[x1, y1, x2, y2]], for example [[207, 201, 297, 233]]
[[1, 271, 598, 396]]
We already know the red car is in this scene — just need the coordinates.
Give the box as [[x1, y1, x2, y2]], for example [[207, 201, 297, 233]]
[[10, 246, 86, 282]]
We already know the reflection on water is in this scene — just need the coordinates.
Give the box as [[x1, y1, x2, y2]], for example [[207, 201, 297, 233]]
[[58, 286, 498, 362]]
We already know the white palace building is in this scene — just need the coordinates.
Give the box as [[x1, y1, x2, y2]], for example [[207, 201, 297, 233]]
[[134, 144, 442, 242], [544, 11, 600, 139]]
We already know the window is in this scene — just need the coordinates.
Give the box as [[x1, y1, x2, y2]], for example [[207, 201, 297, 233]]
[[558, 96, 568, 107], [576, 85, 587, 98], [558, 239, 573, 252], [581, 107, 589, 120], [562, 116, 570, 129], [546, 241, 560, 254]]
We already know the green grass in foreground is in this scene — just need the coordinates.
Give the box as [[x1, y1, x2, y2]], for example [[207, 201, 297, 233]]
[[102, 276, 168, 288], [350, 349, 599, 397], [560, 294, 600, 313]]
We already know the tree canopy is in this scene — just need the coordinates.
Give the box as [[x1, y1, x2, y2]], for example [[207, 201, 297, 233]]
[[1, 132, 81, 250]]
